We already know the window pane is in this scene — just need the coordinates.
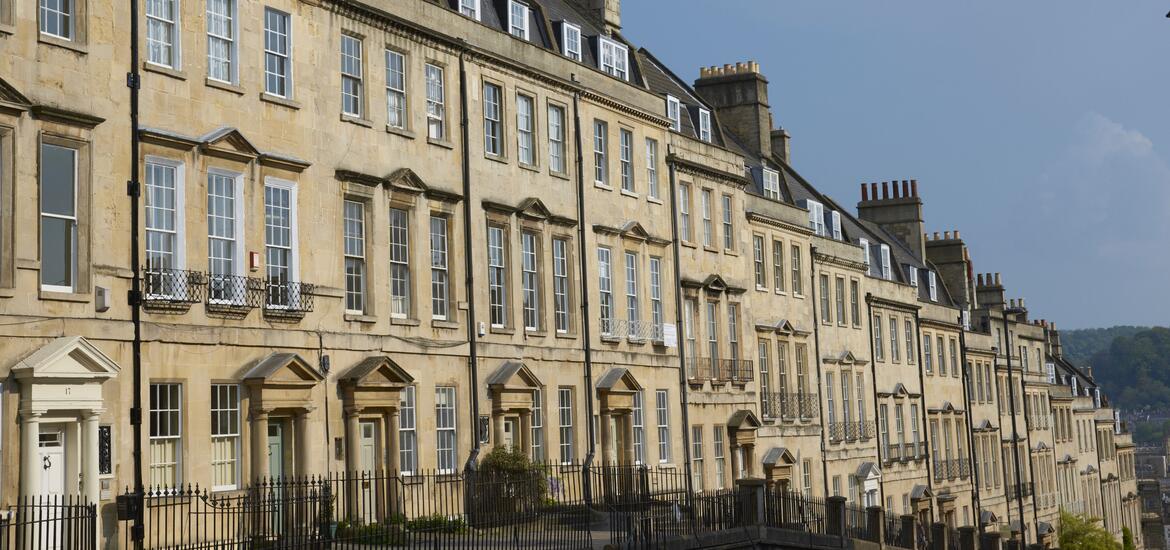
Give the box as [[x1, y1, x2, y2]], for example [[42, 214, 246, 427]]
[[41, 144, 76, 216]]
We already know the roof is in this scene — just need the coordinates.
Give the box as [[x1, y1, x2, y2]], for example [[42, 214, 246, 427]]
[[762, 447, 795, 467], [727, 409, 761, 430], [636, 49, 726, 146], [338, 356, 414, 385], [242, 352, 323, 382]]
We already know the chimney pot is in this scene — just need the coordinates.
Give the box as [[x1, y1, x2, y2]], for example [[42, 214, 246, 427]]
[[882, 181, 890, 199], [749, 61, 760, 73], [870, 182, 878, 199], [861, 183, 869, 201], [954, 230, 961, 240], [901, 180, 909, 197], [977, 273, 984, 286], [1020, 298, 1026, 308], [933, 232, 941, 240], [944, 231, 951, 240], [911, 179, 918, 197], [994, 273, 1002, 285], [723, 64, 734, 73]]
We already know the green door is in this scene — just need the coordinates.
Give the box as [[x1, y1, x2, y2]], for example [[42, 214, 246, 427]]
[[268, 422, 284, 479]]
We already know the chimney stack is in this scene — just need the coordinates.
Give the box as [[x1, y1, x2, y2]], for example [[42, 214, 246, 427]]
[[771, 128, 791, 163], [857, 178, 926, 261], [694, 60, 773, 158], [587, 0, 621, 33]]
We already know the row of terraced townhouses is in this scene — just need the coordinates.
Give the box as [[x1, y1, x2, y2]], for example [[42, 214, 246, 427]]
[[0, 0, 1143, 547]]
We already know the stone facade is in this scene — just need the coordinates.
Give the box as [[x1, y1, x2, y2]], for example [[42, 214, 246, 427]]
[[0, 0, 1145, 547]]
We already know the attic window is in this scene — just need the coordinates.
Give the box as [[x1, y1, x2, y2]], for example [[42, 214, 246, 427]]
[[561, 22, 581, 61], [880, 245, 892, 280], [508, 1, 530, 40], [800, 199, 825, 236], [762, 169, 780, 200], [459, 0, 479, 20], [698, 109, 712, 142], [598, 37, 628, 80], [859, 238, 870, 268], [830, 211, 842, 240], [908, 266, 918, 287], [666, 95, 681, 131], [928, 271, 938, 301]]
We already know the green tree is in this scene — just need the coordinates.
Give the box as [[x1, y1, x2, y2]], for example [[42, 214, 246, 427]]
[[1123, 527, 1136, 550], [1060, 510, 1121, 550]]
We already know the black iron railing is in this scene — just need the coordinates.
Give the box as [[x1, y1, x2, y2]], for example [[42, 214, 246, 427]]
[[265, 280, 316, 313], [843, 502, 871, 541], [206, 273, 263, 309], [828, 421, 876, 442], [142, 267, 205, 307], [0, 494, 96, 550], [762, 490, 826, 533], [686, 358, 754, 382], [761, 392, 820, 420]]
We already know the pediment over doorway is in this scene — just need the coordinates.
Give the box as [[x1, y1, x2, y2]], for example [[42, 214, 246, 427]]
[[487, 361, 543, 390], [596, 368, 642, 414], [339, 356, 414, 388], [242, 352, 323, 386], [13, 336, 120, 381]]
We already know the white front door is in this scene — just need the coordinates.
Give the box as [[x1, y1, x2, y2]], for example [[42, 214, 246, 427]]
[[502, 419, 515, 450], [358, 421, 378, 522], [39, 427, 66, 496]]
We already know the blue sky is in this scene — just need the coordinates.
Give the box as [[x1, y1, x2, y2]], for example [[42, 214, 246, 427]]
[[623, 1, 1170, 329]]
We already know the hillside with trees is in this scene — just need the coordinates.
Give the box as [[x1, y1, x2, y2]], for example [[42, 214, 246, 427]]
[[1081, 327, 1170, 410], [1060, 326, 1149, 365]]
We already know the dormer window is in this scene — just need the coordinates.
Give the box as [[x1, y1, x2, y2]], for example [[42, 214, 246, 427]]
[[561, 22, 581, 61], [459, 0, 479, 19], [598, 37, 628, 80], [762, 168, 780, 200], [830, 211, 842, 240], [880, 245, 892, 280], [508, 1, 530, 40], [908, 266, 918, 287], [666, 95, 681, 131], [799, 199, 825, 236], [698, 109, 712, 142], [928, 271, 938, 301], [859, 238, 870, 268]]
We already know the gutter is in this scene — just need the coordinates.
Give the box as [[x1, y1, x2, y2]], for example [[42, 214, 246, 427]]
[[957, 316, 983, 527], [571, 92, 598, 503], [864, 293, 886, 508], [666, 156, 696, 508], [810, 246, 831, 497], [1001, 311, 1029, 546], [126, 0, 146, 543], [913, 308, 936, 524], [458, 46, 483, 471]]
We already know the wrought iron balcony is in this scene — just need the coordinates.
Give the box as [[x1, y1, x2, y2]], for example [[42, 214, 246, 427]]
[[686, 357, 754, 383], [600, 319, 664, 342], [206, 273, 263, 311], [933, 458, 972, 481], [828, 421, 875, 442], [761, 392, 819, 421], [1028, 413, 1052, 431], [264, 279, 316, 315], [142, 267, 205, 310]]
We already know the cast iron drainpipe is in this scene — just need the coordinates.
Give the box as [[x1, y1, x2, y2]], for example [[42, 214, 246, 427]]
[[957, 315, 984, 528], [665, 155, 695, 509], [126, 0, 146, 544], [1001, 311, 1029, 547], [570, 92, 598, 504], [912, 308, 936, 525], [863, 294, 885, 509], [809, 246, 831, 498], [457, 45, 483, 472]]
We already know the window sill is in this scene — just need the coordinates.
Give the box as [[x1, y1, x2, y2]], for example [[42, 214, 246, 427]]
[[703, 245, 719, 254], [485, 153, 509, 164], [619, 189, 639, 199], [554, 331, 577, 340], [723, 249, 739, 257], [0, 287, 14, 298], [143, 62, 186, 81], [0, 23, 13, 36], [390, 317, 421, 327], [386, 125, 415, 139], [593, 182, 612, 191], [206, 77, 245, 95], [432, 319, 459, 330], [647, 197, 663, 205], [489, 325, 515, 335], [524, 329, 547, 338], [344, 313, 378, 324], [756, 286, 769, 292], [519, 162, 541, 173], [550, 170, 570, 181], [680, 241, 696, 249], [428, 137, 455, 149], [40, 289, 91, 303], [774, 290, 787, 296], [260, 92, 301, 110], [341, 113, 374, 128], [599, 335, 621, 344], [38, 33, 88, 54], [657, 463, 677, 470]]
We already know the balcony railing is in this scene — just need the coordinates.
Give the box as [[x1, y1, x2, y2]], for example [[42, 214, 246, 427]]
[[142, 267, 205, 309], [884, 442, 923, 462], [1028, 414, 1052, 431], [1009, 482, 1034, 498], [828, 421, 875, 442], [206, 273, 264, 310], [601, 319, 664, 342], [761, 392, 819, 420], [265, 280, 316, 314], [933, 458, 972, 481], [686, 358, 754, 383]]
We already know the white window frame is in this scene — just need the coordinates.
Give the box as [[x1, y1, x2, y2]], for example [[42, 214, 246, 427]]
[[830, 211, 842, 240], [482, 82, 502, 157], [700, 189, 713, 247], [398, 386, 417, 475], [385, 49, 407, 129], [552, 237, 570, 333], [459, 0, 479, 19], [521, 230, 540, 331], [263, 178, 299, 308], [517, 93, 535, 166], [762, 168, 780, 200], [340, 34, 363, 117], [548, 103, 566, 173], [632, 391, 644, 465], [804, 199, 825, 236], [880, 244, 892, 280], [39, 0, 74, 40], [646, 138, 659, 199], [720, 196, 733, 250], [698, 109, 712, 142], [508, 1, 530, 39], [678, 184, 692, 241], [146, 0, 181, 68], [752, 236, 766, 288], [389, 207, 410, 318], [691, 426, 704, 491], [624, 251, 639, 329], [597, 246, 613, 335], [487, 225, 508, 327], [210, 383, 240, 491], [149, 383, 183, 487], [206, 0, 238, 84], [144, 157, 187, 285], [558, 387, 574, 464], [598, 37, 628, 80], [666, 96, 681, 131], [928, 271, 938, 302], [425, 63, 446, 140], [263, 8, 292, 98], [429, 215, 449, 320], [619, 128, 633, 192], [342, 199, 366, 314], [656, 389, 670, 463], [649, 257, 663, 339], [714, 427, 725, 490], [593, 120, 608, 185], [908, 265, 919, 287], [205, 168, 245, 303], [435, 386, 457, 474], [561, 21, 581, 61], [39, 143, 80, 293]]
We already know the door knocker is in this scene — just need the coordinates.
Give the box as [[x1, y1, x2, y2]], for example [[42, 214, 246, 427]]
[[42, 455, 52, 470]]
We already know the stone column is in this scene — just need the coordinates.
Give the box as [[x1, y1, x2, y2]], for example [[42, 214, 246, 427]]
[[386, 409, 400, 472], [344, 409, 360, 473], [81, 410, 100, 503], [492, 412, 505, 450], [250, 409, 270, 481], [744, 443, 755, 477], [599, 411, 612, 464], [294, 410, 311, 476], [519, 411, 532, 459], [20, 411, 41, 497], [733, 444, 744, 480], [621, 414, 635, 466]]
